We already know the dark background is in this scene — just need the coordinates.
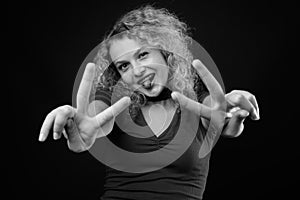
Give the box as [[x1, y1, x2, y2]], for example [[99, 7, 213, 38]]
[[8, 0, 296, 199]]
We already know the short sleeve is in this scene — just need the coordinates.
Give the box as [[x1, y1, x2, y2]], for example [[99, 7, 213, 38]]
[[89, 87, 112, 106]]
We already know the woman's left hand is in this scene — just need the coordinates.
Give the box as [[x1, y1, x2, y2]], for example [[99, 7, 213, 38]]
[[222, 90, 260, 137], [171, 59, 228, 134], [171, 59, 260, 138]]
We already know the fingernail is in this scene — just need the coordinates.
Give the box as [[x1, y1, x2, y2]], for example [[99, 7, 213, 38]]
[[252, 111, 260, 120], [256, 114, 260, 120], [171, 92, 177, 100], [241, 111, 249, 117], [53, 132, 58, 140], [38, 134, 44, 142], [127, 96, 132, 104], [226, 112, 233, 118]]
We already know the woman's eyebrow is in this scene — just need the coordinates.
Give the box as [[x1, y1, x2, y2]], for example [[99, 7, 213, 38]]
[[114, 46, 148, 66], [114, 60, 128, 66]]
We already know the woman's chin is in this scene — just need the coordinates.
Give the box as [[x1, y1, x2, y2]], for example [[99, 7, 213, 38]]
[[140, 84, 163, 97]]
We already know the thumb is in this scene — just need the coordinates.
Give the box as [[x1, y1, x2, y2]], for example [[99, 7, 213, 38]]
[[223, 109, 249, 137], [237, 109, 250, 119], [230, 109, 249, 126], [95, 96, 131, 127], [171, 91, 212, 119]]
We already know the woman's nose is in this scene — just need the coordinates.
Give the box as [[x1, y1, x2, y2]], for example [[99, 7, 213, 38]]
[[132, 62, 146, 77]]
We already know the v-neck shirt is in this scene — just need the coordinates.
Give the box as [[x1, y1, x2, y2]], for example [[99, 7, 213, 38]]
[[92, 86, 211, 200]]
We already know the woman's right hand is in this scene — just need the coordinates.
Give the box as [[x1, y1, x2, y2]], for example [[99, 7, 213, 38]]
[[38, 63, 131, 152]]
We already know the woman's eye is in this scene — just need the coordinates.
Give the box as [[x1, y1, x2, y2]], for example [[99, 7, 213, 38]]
[[118, 63, 129, 72], [138, 52, 149, 59]]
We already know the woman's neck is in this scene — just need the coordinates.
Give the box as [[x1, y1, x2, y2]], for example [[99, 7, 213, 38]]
[[141, 98, 177, 111]]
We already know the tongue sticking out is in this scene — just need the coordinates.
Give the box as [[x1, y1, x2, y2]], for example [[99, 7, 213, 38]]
[[143, 80, 152, 89]]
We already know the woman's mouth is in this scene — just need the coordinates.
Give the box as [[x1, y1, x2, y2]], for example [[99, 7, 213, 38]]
[[138, 73, 155, 89]]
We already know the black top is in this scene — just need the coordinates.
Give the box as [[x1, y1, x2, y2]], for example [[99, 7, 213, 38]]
[[92, 77, 210, 200]]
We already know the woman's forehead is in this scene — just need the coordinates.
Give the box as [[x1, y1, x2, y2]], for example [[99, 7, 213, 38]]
[[109, 36, 157, 62], [109, 36, 144, 62]]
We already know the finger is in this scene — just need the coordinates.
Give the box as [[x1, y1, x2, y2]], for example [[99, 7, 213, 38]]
[[53, 114, 67, 137], [65, 119, 86, 152], [248, 95, 260, 120], [62, 129, 68, 139], [192, 59, 224, 103], [65, 119, 77, 141], [171, 91, 212, 119], [229, 90, 260, 120], [95, 96, 131, 127], [222, 109, 249, 137], [227, 93, 258, 120], [53, 132, 61, 140], [77, 63, 96, 114], [53, 106, 75, 138], [39, 111, 56, 142], [54, 129, 66, 140], [54, 127, 66, 140]]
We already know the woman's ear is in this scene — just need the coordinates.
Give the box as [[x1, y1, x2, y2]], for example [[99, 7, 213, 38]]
[[160, 49, 173, 63], [161, 49, 175, 73]]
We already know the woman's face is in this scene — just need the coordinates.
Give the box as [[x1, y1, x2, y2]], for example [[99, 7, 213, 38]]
[[109, 36, 169, 97]]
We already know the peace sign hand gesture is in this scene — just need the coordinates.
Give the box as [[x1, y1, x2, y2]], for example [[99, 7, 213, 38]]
[[172, 59, 260, 139], [38, 63, 131, 152], [170, 59, 226, 157], [171, 59, 226, 123]]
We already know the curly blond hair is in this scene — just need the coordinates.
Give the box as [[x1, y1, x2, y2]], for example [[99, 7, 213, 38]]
[[93, 5, 200, 101]]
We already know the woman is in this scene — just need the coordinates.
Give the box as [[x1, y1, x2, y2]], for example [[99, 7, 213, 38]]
[[39, 5, 259, 200]]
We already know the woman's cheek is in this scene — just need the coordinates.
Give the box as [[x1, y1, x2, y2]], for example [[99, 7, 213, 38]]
[[121, 72, 132, 85]]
